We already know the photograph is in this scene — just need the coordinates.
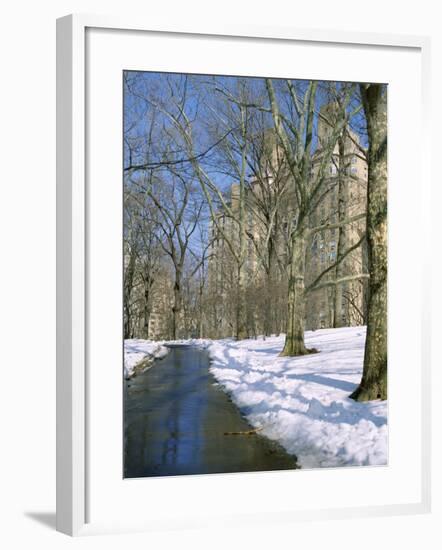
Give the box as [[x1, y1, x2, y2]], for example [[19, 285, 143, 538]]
[[122, 71, 388, 478], [0, 0, 435, 544]]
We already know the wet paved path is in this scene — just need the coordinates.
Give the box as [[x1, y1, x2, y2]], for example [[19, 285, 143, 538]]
[[124, 345, 298, 478]]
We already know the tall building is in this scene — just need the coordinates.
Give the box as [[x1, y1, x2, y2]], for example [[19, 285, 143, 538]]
[[305, 107, 368, 329], [126, 104, 370, 341], [208, 107, 368, 336]]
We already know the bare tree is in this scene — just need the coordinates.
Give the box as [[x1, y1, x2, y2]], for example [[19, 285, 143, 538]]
[[137, 206, 163, 339], [171, 76, 254, 339], [139, 172, 204, 340], [266, 79, 364, 355], [243, 129, 290, 335], [123, 223, 138, 339], [123, 72, 372, 347], [350, 84, 387, 401]]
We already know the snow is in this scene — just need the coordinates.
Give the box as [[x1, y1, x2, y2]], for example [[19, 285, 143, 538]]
[[124, 339, 169, 378], [123, 327, 388, 469], [204, 327, 387, 469]]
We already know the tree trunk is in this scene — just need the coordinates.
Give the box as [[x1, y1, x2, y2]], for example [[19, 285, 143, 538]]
[[235, 262, 247, 340], [333, 134, 347, 327], [198, 276, 204, 339], [142, 281, 152, 339], [264, 238, 278, 336], [281, 228, 311, 356], [171, 272, 182, 340], [124, 302, 132, 340], [351, 84, 387, 401], [234, 101, 249, 341], [123, 247, 136, 339], [264, 267, 273, 337]]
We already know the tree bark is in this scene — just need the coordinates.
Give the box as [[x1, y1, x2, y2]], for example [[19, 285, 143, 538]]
[[333, 133, 347, 327], [235, 262, 248, 340], [142, 277, 153, 339], [123, 246, 136, 339], [280, 228, 311, 356], [350, 84, 387, 401], [236, 103, 248, 340], [171, 272, 182, 340], [264, 266, 273, 337]]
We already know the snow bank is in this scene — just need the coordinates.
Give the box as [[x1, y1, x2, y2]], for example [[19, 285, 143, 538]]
[[123, 328, 387, 468], [124, 339, 169, 378], [206, 327, 387, 469]]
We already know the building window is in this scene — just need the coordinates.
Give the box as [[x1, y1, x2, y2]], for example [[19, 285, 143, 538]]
[[351, 155, 357, 164]]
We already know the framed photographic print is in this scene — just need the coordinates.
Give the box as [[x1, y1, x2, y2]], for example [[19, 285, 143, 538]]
[[57, 14, 431, 536]]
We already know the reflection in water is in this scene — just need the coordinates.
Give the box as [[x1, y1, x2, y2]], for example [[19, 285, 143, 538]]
[[124, 346, 298, 478]]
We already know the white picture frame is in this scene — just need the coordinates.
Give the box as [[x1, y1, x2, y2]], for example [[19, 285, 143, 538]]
[[56, 13, 431, 536]]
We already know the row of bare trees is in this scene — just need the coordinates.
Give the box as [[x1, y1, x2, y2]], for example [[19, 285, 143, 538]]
[[123, 72, 387, 401]]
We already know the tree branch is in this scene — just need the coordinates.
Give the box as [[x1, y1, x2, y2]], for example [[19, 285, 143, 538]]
[[305, 234, 366, 293]]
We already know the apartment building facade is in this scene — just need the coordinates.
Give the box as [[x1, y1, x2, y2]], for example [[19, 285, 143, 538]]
[[208, 106, 368, 335]]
